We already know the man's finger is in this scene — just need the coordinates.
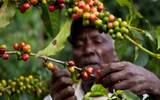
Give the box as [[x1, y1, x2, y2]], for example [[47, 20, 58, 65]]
[[65, 95, 77, 100], [51, 77, 73, 94], [99, 62, 127, 79], [52, 69, 71, 82], [101, 70, 126, 87], [59, 86, 75, 99]]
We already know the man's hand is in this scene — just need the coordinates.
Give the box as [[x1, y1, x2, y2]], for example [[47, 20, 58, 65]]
[[50, 69, 77, 100], [98, 61, 160, 98]]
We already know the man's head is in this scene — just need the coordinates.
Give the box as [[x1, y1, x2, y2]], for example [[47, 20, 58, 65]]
[[68, 18, 118, 68]]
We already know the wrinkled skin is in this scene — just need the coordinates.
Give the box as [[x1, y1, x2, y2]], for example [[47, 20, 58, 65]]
[[50, 27, 160, 99]]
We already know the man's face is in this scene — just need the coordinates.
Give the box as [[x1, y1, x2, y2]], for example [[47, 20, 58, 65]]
[[71, 28, 117, 68]]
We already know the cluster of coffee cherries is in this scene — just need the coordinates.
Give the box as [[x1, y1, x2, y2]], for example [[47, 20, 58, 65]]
[[67, 60, 101, 80], [12, 42, 31, 61], [66, 0, 129, 39], [0, 44, 9, 60], [17, 0, 69, 13], [0, 75, 46, 96], [66, 0, 104, 20]]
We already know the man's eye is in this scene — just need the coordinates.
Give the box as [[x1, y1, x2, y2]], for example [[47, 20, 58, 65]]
[[94, 39, 103, 44], [74, 42, 84, 48]]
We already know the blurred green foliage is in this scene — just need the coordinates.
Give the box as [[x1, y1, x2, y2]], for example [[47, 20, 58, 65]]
[[0, 0, 160, 99]]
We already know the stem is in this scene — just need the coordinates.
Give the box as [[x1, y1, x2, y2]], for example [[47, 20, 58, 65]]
[[124, 34, 160, 59], [128, 26, 145, 35], [30, 53, 66, 65]]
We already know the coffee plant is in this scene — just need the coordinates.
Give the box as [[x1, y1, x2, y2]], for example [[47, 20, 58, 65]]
[[0, 0, 160, 99]]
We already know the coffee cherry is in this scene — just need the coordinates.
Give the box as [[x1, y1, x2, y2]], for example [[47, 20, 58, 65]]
[[68, 66, 75, 73], [82, 71, 89, 80], [21, 54, 29, 61], [84, 4, 90, 12], [108, 22, 113, 29], [83, 19, 90, 26], [116, 32, 123, 39], [108, 14, 115, 22], [121, 21, 128, 27], [19, 42, 26, 50], [57, 0, 64, 4], [46, 62, 56, 71], [31, 0, 38, 5], [96, 68, 101, 76], [73, 6, 79, 12], [85, 66, 94, 75], [48, 4, 56, 12], [95, 19, 102, 26], [23, 44, 31, 53], [83, 12, 90, 19], [117, 18, 122, 23], [103, 17, 108, 23], [20, 6, 26, 13], [0, 48, 6, 55], [2, 53, 9, 60], [23, 2, 31, 10], [98, 12, 104, 19], [28, 75, 33, 80], [113, 21, 119, 27], [67, 60, 75, 66], [90, 7, 97, 13], [78, 1, 85, 9], [67, 8, 73, 14], [59, 3, 65, 9], [89, 13, 97, 22], [121, 27, 129, 34], [109, 29, 114, 34], [13, 43, 19, 50], [98, 4, 103, 12], [0, 44, 7, 55], [77, 9, 83, 16], [72, 13, 80, 20]]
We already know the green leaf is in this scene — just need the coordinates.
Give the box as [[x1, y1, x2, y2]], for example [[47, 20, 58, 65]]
[[121, 90, 140, 100], [134, 50, 149, 67], [156, 26, 160, 50], [0, 0, 15, 28], [37, 20, 71, 56], [116, 0, 143, 25], [90, 84, 108, 96], [115, 39, 135, 61], [41, 4, 61, 37]]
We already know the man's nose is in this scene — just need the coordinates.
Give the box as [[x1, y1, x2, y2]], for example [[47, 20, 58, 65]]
[[83, 44, 95, 56]]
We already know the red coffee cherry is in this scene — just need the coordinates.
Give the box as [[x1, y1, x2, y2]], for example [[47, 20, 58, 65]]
[[48, 4, 56, 12], [0, 48, 5, 55], [2, 53, 9, 60], [85, 66, 94, 75], [67, 60, 75, 66], [13, 43, 19, 50], [23, 2, 31, 10], [21, 54, 29, 61], [23, 44, 31, 53], [82, 71, 89, 80], [19, 42, 26, 50], [31, 0, 38, 5], [57, 0, 64, 4]]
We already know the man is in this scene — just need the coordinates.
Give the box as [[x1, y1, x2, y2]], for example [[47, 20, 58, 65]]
[[50, 18, 160, 100]]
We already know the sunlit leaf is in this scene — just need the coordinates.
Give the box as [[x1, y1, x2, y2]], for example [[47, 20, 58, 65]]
[[37, 20, 71, 56], [0, 1, 16, 28], [90, 84, 108, 96], [121, 90, 140, 100], [156, 26, 160, 50]]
